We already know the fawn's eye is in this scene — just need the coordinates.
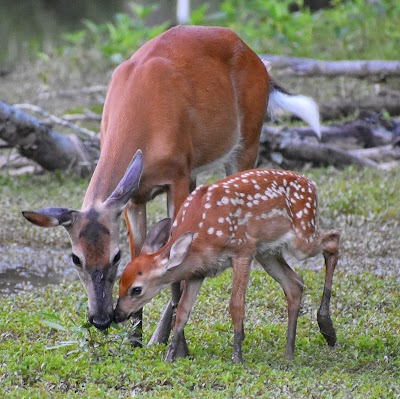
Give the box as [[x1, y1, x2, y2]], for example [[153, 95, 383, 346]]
[[113, 250, 121, 265], [130, 287, 142, 297], [71, 254, 82, 267]]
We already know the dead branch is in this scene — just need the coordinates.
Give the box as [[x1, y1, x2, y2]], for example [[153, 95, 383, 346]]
[[263, 119, 394, 150], [260, 115, 399, 170], [319, 94, 400, 120], [261, 55, 400, 80], [37, 85, 108, 100], [275, 140, 384, 169], [63, 110, 102, 122], [348, 145, 400, 163], [0, 101, 96, 175], [14, 103, 98, 140]]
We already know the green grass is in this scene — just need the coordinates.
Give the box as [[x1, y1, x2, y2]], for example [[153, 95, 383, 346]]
[[307, 166, 400, 220], [1, 270, 399, 398], [0, 167, 399, 398]]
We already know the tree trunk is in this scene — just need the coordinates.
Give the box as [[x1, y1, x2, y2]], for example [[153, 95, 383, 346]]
[[0, 101, 93, 176]]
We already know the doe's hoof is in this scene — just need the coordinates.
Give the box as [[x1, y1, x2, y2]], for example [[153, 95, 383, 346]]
[[317, 313, 337, 347]]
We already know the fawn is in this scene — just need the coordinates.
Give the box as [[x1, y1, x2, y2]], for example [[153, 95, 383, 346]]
[[115, 168, 339, 363]]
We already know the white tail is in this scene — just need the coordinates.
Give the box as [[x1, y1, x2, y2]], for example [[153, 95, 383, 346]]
[[22, 26, 321, 342], [268, 85, 321, 138], [115, 168, 339, 363]]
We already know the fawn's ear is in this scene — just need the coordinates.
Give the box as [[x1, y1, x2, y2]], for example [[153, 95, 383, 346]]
[[22, 208, 77, 227], [165, 232, 194, 271], [103, 149, 143, 212], [141, 218, 172, 254]]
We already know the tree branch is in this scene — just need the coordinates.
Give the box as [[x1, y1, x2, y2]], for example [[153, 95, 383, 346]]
[[261, 55, 400, 80]]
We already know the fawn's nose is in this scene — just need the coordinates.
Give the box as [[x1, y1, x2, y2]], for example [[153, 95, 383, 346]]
[[113, 303, 129, 324]]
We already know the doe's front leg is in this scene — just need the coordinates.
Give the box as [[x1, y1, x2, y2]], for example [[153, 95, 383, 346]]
[[165, 278, 204, 362], [124, 202, 147, 347]]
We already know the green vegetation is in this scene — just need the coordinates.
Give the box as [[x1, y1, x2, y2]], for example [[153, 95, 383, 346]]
[[1, 269, 399, 398], [220, 0, 400, 59], [1, 167, 399, 398], [58, 0, 400, 64]]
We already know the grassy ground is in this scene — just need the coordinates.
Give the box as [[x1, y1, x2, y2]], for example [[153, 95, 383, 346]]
[[0, 167, 399, 398]]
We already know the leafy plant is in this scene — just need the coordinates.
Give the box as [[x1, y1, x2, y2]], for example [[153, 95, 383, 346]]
[[61, 2, 169, 64], [220, 0, 400, 59]]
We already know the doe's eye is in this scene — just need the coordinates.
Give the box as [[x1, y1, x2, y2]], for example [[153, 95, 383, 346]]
[[130, 287, 142, 297], [71, 254, 82, 267], [113, 250, 121, 265]]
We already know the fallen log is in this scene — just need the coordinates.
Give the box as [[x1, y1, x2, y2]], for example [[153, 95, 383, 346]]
[[261, 55, 400, 80], [349, 145, 400, 163], [260, 115, 399, 169], [0, 101, 95, 176], [275, 139, 383, 169], [263, 118, 395, 150], [319, 94, 400, 120]]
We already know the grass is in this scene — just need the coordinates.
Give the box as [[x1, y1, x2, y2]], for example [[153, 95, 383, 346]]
[[0, 166, 399, 398], [1, 271, 399, 398]]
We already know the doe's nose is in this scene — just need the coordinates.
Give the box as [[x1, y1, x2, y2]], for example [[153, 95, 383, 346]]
[[89, 313, 113, 330]]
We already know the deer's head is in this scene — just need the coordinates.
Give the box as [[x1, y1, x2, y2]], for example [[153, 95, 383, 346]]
[[22, 151, 143, 330], [114, 218, 194, 323]]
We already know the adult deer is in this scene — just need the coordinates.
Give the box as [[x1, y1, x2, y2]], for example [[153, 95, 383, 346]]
[[115, 169, 340, 363], [22, 26, 321, 342]]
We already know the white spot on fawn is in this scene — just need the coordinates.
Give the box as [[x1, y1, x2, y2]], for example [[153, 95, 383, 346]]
[[296, 210, 303, 218], [221, 197, 229, 205]]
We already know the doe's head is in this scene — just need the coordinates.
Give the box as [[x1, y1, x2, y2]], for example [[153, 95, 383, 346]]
[[22, 150, 143, 330]]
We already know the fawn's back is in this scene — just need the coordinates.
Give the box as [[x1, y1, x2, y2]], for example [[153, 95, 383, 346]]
[[171, 168, 320, 263]]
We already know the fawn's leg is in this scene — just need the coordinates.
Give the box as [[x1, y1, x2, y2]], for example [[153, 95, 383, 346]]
[[165, 278, 204, 362], [256, 252, 304, 360], [230, 256, 252, 363], [317, 230, 340, 347]]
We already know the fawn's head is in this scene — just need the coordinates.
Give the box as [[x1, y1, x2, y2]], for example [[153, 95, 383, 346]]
[[22, 151, 143, 330], [114, 218, 194, 322]]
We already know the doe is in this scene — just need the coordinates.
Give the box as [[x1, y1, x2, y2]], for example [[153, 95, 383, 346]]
[[115, 168, 340, 363]]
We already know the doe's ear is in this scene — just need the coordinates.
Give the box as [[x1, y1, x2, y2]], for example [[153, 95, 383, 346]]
[[141, 218, 172, 254], [104, 149, 143, 211], [166, 232, 194, 271], [22, 207, 76, 227]]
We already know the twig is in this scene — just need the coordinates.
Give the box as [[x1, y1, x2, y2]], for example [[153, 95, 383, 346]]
[[37, 85, 107, 100], [63, 110, 102, 122]]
